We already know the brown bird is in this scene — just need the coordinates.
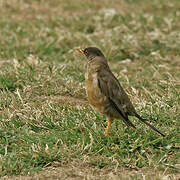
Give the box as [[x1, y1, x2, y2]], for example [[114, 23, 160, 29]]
[[77, 47, 165, 137]]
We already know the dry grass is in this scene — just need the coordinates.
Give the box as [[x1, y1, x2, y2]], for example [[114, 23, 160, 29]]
[[3, 163, 180, 180], [0, 0, 180, 179]]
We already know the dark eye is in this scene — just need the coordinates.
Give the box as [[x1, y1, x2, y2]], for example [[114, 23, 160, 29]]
[[84, 50, 88, 55]]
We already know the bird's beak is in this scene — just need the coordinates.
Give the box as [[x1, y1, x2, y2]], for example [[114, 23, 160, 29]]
[[77, 48, 84, 54]]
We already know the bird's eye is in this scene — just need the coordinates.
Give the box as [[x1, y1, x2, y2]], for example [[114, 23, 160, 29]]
[[84, 50, 88, 55]]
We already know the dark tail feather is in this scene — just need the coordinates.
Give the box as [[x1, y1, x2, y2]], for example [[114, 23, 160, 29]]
[[135, 113, 165, 137]]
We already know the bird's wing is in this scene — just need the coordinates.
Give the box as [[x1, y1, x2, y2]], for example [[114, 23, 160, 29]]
[[97, 68, 136, 128]]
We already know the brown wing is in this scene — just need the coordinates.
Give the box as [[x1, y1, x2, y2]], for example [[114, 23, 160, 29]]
[[97, 68, 165, 136], [97, 68, 136, 128]]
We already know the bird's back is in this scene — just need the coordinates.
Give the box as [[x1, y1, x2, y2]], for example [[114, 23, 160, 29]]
[[86, 58, 137, 118]]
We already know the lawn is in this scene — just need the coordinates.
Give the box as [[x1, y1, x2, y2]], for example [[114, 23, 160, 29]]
[[0, 0, 180, 179]]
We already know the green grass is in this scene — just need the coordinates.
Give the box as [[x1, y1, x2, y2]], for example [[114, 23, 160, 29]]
[[0, 0, 180, 178]]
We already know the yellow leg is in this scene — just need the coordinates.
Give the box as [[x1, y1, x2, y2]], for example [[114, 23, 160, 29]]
[[104, 119, 113, 136]]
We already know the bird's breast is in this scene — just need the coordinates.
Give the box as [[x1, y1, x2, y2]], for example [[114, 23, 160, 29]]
[[85, 71, 108, 113]]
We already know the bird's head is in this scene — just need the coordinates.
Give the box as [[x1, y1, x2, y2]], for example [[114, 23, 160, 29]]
[[77, 47, 104, 61]]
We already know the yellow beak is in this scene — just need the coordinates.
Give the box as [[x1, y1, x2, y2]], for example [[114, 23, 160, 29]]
[[77, 48, 84, 54]]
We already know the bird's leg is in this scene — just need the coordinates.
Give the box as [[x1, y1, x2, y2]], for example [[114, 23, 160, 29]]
[[104, 119, 113, 136]]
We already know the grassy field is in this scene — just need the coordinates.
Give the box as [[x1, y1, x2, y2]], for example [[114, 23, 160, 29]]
[[0, 0, 180, 179]]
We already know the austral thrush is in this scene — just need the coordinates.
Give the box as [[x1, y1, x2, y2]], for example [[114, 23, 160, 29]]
[[77, 47, 165, 137]]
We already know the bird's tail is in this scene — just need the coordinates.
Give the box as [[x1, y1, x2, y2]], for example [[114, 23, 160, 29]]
[[135, 113, 165, 137]]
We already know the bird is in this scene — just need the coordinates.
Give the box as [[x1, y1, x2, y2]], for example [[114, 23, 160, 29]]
[[77, 47, 165, 137]]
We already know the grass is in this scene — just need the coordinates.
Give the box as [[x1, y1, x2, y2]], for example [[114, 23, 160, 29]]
[[0, 0, 180, 178]]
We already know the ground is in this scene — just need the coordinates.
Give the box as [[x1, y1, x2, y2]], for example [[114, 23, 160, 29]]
[[0, 0, 180, 179], [2, 163, 180, 180]]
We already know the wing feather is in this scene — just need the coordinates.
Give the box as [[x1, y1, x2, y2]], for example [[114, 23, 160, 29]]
[[97, 69, 136, 128]]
